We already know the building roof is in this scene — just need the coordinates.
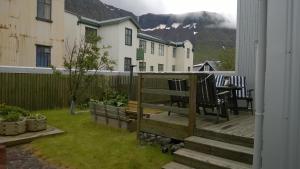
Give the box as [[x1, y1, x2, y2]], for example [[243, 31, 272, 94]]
[[193, 61, 219, 71], [78, 16, 141, 29], [138, 33, 185, 47]]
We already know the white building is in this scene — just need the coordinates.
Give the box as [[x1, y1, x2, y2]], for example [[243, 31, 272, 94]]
[[65, 12, 193, 72]]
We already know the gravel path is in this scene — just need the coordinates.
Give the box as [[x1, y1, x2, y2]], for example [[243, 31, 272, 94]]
[[7, 145, 58, 169]]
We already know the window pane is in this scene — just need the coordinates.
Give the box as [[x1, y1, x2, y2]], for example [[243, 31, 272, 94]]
[[37, 1, 44, 18], [36, 46, 51, 67], [44, 4, 51, 20]]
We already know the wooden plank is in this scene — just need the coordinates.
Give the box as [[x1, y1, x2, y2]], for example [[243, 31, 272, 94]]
[[142, 88, 189, 97], [142, 103, 188, 114], [188, 74, 197, 135], [140, 119, 189, 140], [141, 74, 189, 80]]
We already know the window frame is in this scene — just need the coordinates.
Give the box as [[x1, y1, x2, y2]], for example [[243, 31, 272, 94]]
[[173, 48, 176, 58], [158, 64, 164, 72], [85, 27, 98, 43], [151, 42, 155, 54], [172, 65, 176, 72], [139, 62, 146, 72], [36, 44, 51, 67], [159, 44, 165, 56], [124, 57, 132, 71], [125, 28, 132, 46], [150, 66, 154, 72], [139, 40, 147, 53], [36, 0, 52, 23], [187, 48, 190, 58]]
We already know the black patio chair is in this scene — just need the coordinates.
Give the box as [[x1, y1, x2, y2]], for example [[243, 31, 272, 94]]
[[197, 73, 230, 123], [168, 79, 189, 116], [229, 75, 254, 114]]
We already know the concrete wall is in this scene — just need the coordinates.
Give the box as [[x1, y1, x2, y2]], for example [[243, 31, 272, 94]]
[[236, 0, 259, 90], [0, 0, 65, 67], [262, 0, 300, 168]]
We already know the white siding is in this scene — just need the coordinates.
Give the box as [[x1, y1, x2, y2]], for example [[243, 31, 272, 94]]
[[262, 0, 300, 169], [236, 0, 259, 90]]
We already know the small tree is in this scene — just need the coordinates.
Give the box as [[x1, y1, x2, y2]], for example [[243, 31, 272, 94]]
[[64, 35, 115, 114]]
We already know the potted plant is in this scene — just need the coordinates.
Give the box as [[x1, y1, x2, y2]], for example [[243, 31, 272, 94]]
[[26, 113, 47, 132], [0, 112, 26, 136]]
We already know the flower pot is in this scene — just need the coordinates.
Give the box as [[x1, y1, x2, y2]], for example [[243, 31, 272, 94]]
[[26, 116, 47, 132], [0, 118, 26, 136]]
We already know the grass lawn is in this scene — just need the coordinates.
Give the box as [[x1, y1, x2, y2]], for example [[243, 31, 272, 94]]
[[30, 109, 172, 169]]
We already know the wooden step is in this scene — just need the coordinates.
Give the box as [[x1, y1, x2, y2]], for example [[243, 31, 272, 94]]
[[195, 128, 254, 148], [162, 162, 195, 169], [174, 148, 252, 169], [185, 136, 253, 164]]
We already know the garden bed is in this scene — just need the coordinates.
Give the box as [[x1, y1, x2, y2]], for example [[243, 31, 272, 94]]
[[90, 102, 136, 132]]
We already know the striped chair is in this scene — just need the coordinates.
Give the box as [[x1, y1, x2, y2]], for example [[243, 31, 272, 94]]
[[229, 75, 254, 114], [215, 75, 225, 88], [168, 79, 189, 115], [197, 73, 230, 123]]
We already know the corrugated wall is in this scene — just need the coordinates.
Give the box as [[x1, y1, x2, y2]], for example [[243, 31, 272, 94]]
[[236, 0, 259, 90]]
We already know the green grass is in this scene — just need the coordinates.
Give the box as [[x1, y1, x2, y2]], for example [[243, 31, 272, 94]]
[[31, 109, 172, 169]]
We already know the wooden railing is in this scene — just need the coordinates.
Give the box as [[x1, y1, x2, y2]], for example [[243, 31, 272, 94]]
[[137, 73, 198, 140]]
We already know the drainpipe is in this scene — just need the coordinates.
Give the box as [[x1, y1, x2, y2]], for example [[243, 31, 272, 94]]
[[253, 0, 268, 168]]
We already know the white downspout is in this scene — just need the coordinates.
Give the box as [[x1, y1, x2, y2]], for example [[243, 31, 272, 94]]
[[253, 0, 268, 168]]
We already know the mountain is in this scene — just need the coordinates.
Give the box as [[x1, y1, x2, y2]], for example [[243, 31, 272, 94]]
[[138, 12, 236, 64], [65, 0, 236, 65], [65, 0, 136, 21]]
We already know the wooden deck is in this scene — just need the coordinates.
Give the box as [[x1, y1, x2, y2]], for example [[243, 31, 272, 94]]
[[141, 111, 255, 147]]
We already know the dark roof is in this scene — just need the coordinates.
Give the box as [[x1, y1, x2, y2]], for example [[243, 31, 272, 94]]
[[65, 0, 136, 22], [78, 16, 141, 29], [138, 33, 185, 47]]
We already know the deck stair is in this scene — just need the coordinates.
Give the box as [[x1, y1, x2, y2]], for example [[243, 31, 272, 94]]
[[162, 136, 253, 169]]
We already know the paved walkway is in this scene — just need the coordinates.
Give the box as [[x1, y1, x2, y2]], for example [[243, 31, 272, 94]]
[[7, 145, 58, 169]]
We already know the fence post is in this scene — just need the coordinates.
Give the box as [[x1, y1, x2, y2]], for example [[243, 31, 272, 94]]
[[0, 145, 6, 169], [188, 74, 197, 136], [137, 74, 144, 143]]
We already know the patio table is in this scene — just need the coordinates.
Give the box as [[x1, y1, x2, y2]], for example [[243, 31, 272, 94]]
[[217, 86, 242, 115]]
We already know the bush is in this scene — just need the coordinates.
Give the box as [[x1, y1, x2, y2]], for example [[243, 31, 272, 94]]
[[27, 113, 46, 120], [1, 112, 22, 122], [0, 104, 29, 117], [90, 89, 128, 107]]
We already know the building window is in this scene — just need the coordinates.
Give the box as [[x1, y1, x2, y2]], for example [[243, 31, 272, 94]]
[[124, 57, 132, 71], [150, 66, 154, 72], [204, 65, 210, 71], [172, 65, 176, 72], [158, 64, 164, 72], [125, 28, 132, 46], [159, 44, 164, 56], [139, 62, 146, 71], [85, 27, 97, 43], [139, 40, 147, 53], [151, 42, 155, 54], [173, 48, 176, 58], [187, 48, 190, 58], [36, 45, 51, 67], [37, 0, 52, 21], [188, 66, 191, 72]]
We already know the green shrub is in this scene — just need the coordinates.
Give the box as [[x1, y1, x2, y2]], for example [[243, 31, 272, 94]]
[[1, 112, 22, 122], [0, 104, 29, 117], [27, 113, 46, 120], [90, 89, 128, 107]]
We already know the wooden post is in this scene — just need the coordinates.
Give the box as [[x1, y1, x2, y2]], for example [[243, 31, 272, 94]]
[[0, 145, 6, 169], [188, 74, 197, 136], [136, 74, 144, 143]]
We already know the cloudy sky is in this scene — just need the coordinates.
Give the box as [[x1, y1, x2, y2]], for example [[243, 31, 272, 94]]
[[101, 0, 237, 23]]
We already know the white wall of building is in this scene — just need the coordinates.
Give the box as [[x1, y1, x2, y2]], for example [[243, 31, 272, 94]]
[[0, 0, 65, 67], [261, 0, 300, 168]]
